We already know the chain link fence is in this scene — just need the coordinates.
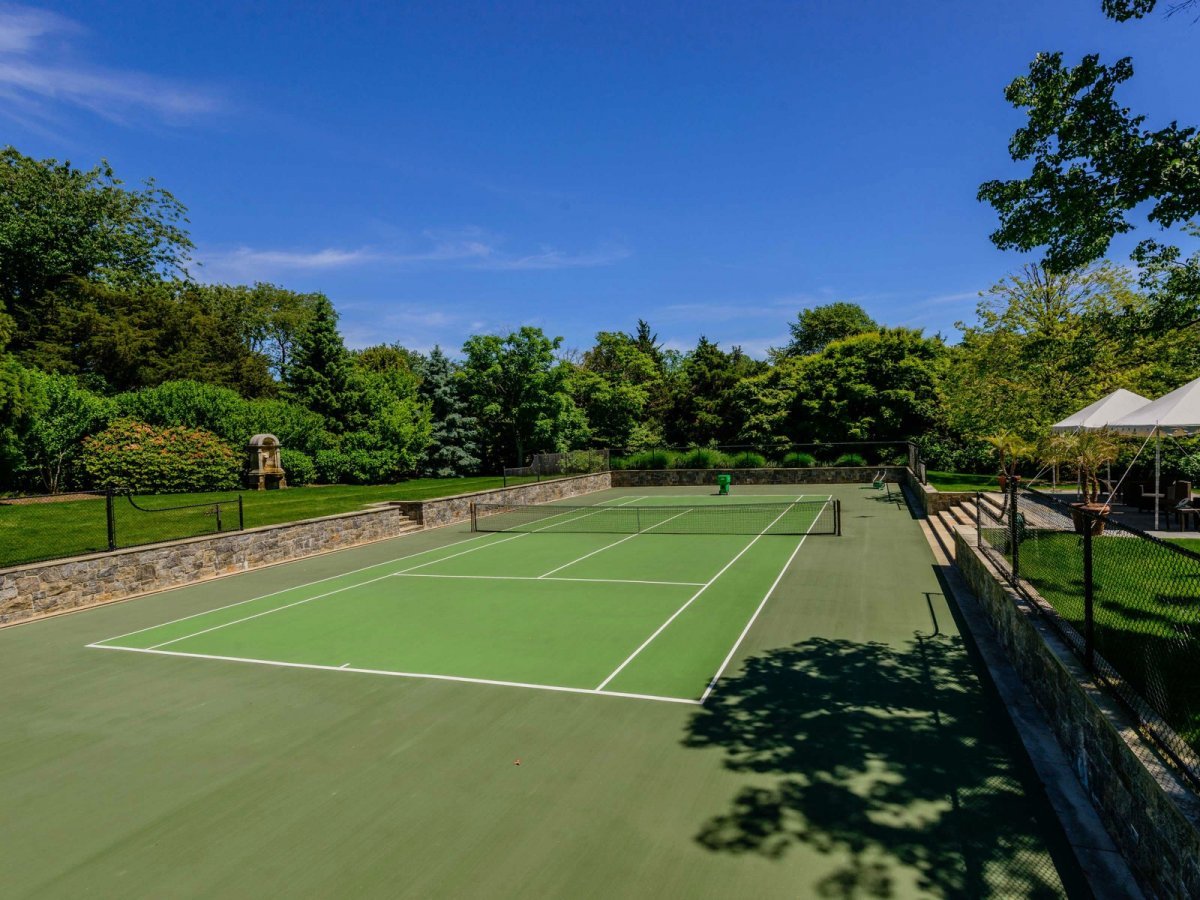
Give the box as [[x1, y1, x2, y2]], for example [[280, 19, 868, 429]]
[[977, 483, 1200, 787], [0, 490, 244, 569]]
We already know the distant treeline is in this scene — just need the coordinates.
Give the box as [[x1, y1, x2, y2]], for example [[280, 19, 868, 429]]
[[1, 146, 1196, 493]]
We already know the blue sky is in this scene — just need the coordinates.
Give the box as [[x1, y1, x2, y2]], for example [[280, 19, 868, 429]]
[[2, 1, 1197, 357]]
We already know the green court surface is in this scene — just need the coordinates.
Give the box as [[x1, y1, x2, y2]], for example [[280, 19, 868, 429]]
[[1, 484, 1085, 898]]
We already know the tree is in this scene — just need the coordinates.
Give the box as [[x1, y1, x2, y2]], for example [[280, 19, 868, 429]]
[[666, 337, 766, 446], [573, 330, 665, 448], [777, 302, 878, 358], [460, 327, 584, 467], [418, 346, 480, 476], [942, 263, 1182, 441], [285, 296, 356, 429], [1102, 0, 1197, 20], [24, 280, 275, 395], [978, 53, 1200, 275], [0, 147, 192, 351], [761, 329, 946, 445], [342, 344, 432, 476], [18, 369, 114, 493]]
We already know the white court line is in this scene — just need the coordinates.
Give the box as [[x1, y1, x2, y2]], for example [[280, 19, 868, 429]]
[[92, 496, 637, 648], [537, 508, 693, 578], [138, 530, 542, 650], [697, 510, 823, 704], [87, 644, 701, 705], [593, 502, 799, 691], [90, 531, 501, 645], [394, 573, 704, 587]]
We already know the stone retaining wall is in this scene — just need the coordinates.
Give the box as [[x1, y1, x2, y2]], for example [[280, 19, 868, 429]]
[[611, 466, 907, 487], [0, 472, 611, 626], [391, 471, 612, 528], [953, 527, 1200, 897], [915, 485, 975, 516]]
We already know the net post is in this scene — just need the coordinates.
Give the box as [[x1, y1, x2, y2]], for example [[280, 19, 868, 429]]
[[470, 502, 477, 532], [834, 499, 841, 536]]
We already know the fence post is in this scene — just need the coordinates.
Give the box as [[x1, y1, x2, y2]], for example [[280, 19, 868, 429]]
[[238, 495, 244, 531], [976, 493, 982, 548], [1083, 520, 1095, 670], [470, 502, 477, 532], [215, 503, 223, 532], [1009, 479, 1020, 584], [105, 489, 117, 551]]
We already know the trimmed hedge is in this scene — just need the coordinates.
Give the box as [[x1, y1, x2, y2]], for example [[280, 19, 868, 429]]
[[677, 448, 732, 470], [781, 451, 817, 467], [82, 418, 239, 493], [833, 452, 869, 467], [279, 448, 316, 485], [730, 451, 768, 469]]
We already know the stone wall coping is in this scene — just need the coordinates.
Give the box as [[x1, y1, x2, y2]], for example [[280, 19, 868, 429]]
[[0, 502, 419, 579], [386, 471, 610, 508]]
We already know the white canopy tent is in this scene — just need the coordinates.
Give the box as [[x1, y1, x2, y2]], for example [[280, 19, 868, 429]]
[[1111, 376, 1200, 529], [1049, 388, 1151, 495], [1050, 388, 1150, 433]]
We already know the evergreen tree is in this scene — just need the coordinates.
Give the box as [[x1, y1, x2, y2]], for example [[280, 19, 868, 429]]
[[285, 295, 355, 430], [419, 346, 481, 476]]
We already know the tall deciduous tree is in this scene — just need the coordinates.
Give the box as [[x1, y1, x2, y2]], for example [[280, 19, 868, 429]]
[[777, 302, 878, 358], [749, 329, 946, 446], [0, 146, 193, 351], [461, 327, 584, 467]]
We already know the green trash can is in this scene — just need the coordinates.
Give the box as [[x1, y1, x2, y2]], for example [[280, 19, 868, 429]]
[[716, 473, 732, 495]]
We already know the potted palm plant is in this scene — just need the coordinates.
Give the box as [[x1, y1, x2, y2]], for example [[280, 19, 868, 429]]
[[1052, 431, 1119, 536], [985, 431, 1034, 496]]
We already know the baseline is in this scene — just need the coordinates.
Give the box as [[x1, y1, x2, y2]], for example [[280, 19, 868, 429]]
[[87, 644, 702, 705]]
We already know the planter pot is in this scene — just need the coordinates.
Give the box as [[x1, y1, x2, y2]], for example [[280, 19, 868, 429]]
[[1070, 502, 1108, 536], [998, 474, 1008, 492]]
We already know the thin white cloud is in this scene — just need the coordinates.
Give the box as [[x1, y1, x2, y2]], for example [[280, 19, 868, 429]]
[[0, 3, 222, 125], [199, 230, 629, 281], [481, 244, 631, 271]]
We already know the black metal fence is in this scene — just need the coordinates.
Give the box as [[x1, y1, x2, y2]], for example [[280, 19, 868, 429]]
[[604, 440, 927, 479], [977, 483, 1200, 786], [502, 449, 611, 487], [0, 490, 244, 570]]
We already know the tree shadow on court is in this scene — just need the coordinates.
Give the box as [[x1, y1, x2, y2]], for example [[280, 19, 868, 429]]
[[684, 633, 1074, 898]]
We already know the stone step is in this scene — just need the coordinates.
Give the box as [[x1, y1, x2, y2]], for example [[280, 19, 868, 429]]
[[929, 512, 959, 561]]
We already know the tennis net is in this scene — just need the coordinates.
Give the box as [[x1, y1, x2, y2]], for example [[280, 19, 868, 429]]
[[470, 499, 840, 536]]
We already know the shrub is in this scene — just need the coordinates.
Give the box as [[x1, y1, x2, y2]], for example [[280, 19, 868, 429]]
[[314, 448, 401, 485], [781, 451, 817, 467], [621, 449, 674, 470], [559, 449, 609, 474], [279, 448, 317, 485], [730, 451, 767, 469], [833, 452, 869, 467], [676, 448, 732, 470], [82, 418, 239, 493]]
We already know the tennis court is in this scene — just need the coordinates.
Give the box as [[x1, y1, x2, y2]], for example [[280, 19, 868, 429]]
[[1, 483, 1085, 898], [87, 492, 839, 704]]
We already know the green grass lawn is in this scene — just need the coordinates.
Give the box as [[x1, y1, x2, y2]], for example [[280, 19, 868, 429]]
[[0, 478, 519, 569], [990, 527, 1200, 754], [927, 471, 1001, 492]]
